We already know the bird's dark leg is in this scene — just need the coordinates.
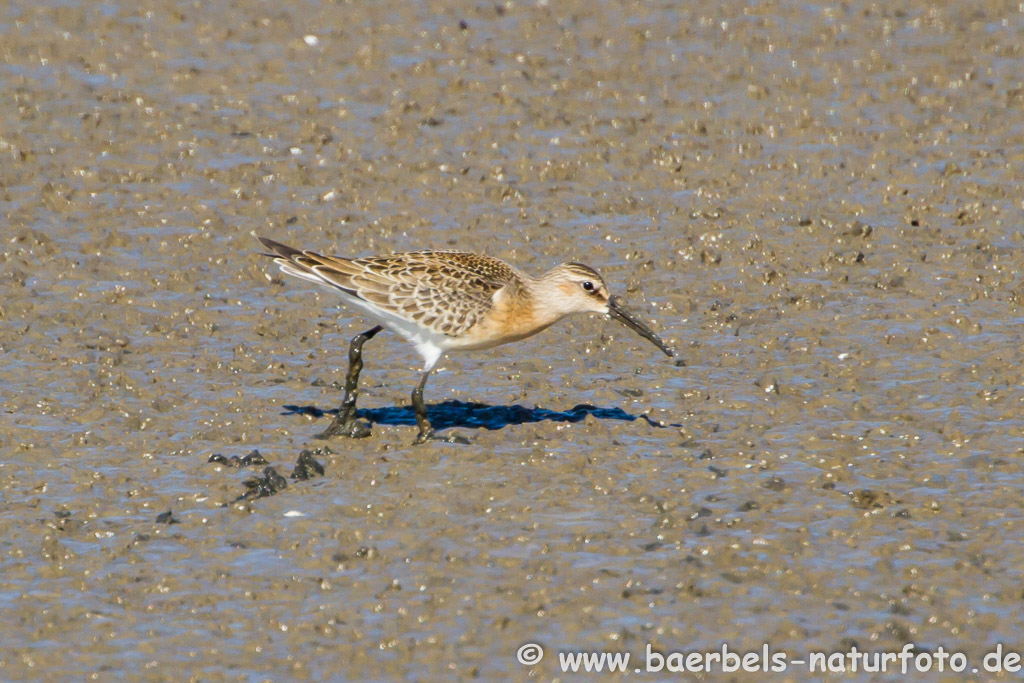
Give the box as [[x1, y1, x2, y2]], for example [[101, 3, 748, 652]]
[[411, 370, 434, 443], [411, 369, 470, 445], [315, 325, 383, 439]]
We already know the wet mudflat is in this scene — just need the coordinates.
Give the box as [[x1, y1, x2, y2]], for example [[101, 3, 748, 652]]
[[3, 0, 1024, 679]]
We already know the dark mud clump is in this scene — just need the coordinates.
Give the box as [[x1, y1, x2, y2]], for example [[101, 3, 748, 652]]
[[233, 466, 288, 503], [291, 449, 326, 481], [154, 510, 180, 524], [208, 449, 269, 467]]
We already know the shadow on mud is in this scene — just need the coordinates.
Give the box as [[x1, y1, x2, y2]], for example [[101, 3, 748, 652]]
[[282, 401, 666, 432]]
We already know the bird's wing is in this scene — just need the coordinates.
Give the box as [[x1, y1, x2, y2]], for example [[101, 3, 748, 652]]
[[259, 237, 518, 337]]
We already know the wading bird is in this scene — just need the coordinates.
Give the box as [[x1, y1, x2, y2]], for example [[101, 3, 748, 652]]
[[259, 236, 673, 443]]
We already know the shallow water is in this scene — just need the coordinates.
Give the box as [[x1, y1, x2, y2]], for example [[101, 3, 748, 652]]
[[3, 0, 1024, 679]]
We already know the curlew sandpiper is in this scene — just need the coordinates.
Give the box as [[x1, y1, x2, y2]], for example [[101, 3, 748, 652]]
[[259, 236, 673, 444]]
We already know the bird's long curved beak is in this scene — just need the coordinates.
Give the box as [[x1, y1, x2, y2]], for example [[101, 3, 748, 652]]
[[607, 296, 675, 357]]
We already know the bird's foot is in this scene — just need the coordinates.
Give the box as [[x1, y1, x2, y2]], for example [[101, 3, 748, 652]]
[[413, 428, 471, 445], [315, 415, 373, 440]]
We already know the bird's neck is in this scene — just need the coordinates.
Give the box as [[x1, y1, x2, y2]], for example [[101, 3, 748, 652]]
[[521, 270, 572, 328]]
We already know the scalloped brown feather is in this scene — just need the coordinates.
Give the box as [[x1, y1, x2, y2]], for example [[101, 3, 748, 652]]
[[260, 237, 526, 338]]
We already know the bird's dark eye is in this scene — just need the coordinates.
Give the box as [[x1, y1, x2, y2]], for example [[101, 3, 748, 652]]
[[581, 281, 595, 293]]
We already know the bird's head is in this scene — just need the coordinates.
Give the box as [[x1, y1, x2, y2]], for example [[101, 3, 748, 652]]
[[540, 263, 674, 357]]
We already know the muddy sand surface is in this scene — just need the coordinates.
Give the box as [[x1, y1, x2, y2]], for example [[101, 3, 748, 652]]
[[3, 0, 1024, 680]]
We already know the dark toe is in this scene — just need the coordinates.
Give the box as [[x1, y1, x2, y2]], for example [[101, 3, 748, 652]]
[[316, 420, 373, 439]]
